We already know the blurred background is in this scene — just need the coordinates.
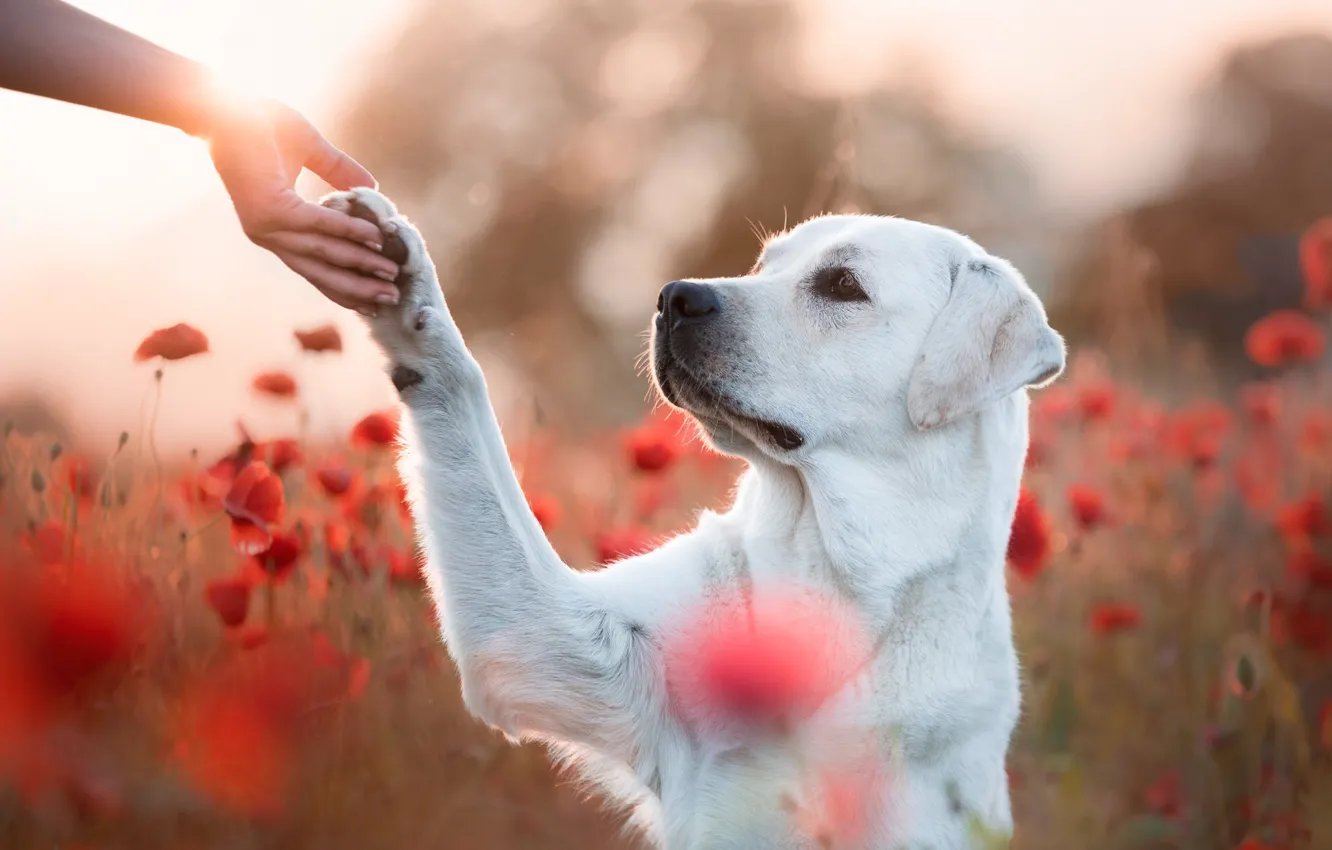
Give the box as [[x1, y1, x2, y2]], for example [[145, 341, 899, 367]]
[[5, 3, 1332, 849], [4, 0, 1332, 458]]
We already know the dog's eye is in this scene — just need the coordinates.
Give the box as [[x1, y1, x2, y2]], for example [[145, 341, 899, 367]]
[[813, 267, 869, 303]]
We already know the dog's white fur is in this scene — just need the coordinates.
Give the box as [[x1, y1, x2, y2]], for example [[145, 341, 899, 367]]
[[323, 188, 1064, 849]]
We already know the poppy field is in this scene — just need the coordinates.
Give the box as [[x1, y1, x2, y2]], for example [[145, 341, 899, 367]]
[[2, 222, 1332, 850]]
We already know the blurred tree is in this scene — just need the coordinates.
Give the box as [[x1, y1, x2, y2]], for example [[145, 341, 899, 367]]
[[1056, 33, 1332, 381]]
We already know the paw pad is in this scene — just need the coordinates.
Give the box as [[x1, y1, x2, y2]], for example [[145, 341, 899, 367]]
[[343, 199, 410, 267]]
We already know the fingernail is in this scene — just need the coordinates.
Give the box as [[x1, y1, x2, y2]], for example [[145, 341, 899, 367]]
[[357, 306, 378, 318], [376, 292, 399, 306], [375, 269, 398, 282], [366, 241, 384, 252]]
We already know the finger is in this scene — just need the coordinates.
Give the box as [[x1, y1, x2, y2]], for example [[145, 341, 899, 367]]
[[305, 134, 377, 191], [278, 253, 399, 311], [287, 200, 386, 248], [269, 231, 399, 281]]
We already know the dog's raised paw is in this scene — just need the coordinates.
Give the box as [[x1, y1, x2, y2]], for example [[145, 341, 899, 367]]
[[319, 188, 420, 273]]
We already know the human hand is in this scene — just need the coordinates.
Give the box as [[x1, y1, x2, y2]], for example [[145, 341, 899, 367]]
[[207, 98, 399, 315]]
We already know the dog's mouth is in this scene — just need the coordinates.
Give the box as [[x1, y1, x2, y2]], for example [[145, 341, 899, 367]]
[[653, 352, 804, 452]]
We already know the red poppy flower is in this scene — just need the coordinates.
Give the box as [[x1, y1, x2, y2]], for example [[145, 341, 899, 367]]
[[1301, 216, 1332, 310], [387, 548, 423, 587], [1287, 549, 1332, 589], [595, 526, 654, 565], [1244, 310, 1326, 368], [205, 577, 251, 628], [175, 640, 322, 817], [1240, 383, 1281, 428], [1164, 403, 1232, 469], [251, 371, 298, 399], [4, 561, 144, 699], [1275, 493, 1330, 546], [1144, 771, 1181, 819], [133, 323, 209, 362], [315, 463, 355, 497], [248, 531, 304, 584], [351, 411, 399, 449], [1089, 602, 1141, 635], [223, 462, 286, 555], [294, 324, 343, 353], [1285, 601, 1332, 653], [1006, 488, 1051, 580], [256, 438, 302, 475], [665, 587, 870, 729], [1077, 382, 1117, 421], [625, 423, 679, 473], [64, 456, 98, 502], [524, 493, 560, 533], [1032, 385, 1076, 423], [1067, 483, 1106, 531]]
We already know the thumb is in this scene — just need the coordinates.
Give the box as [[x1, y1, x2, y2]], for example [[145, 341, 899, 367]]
[[305, 134, 378, 191]]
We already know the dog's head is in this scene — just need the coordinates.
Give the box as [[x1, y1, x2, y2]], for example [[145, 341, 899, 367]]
[[649, 214, 1065, 461]]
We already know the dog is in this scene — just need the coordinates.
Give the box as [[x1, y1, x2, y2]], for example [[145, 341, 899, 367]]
[[321, 187, 1065, 849]]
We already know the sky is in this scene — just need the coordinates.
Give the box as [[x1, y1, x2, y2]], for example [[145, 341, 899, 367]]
[[2, 0, 1332, 457]]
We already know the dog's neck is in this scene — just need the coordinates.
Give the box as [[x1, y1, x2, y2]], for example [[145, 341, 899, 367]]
[[719, 394, 1030, 624]]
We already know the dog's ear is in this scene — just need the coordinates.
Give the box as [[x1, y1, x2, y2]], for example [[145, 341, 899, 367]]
[[907, 253, 1065, 430]]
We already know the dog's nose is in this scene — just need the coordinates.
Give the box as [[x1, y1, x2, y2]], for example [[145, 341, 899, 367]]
[[658, 281, 720, 323]]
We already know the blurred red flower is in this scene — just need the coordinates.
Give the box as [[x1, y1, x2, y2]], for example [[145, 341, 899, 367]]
[[0, 556, 145, 705], [64, 455, 98, 502], [351, 411, 400, 449], [1244, 310, 1326, 368], [1032, 385, 1076, 423], [294, 324, 343, 353], [258, 438, 303, 474], [1275, 493, 1330, 546], [1067, 483, 1107, 531], [252, 371, 298, 399], [595, 526, 654, 565], [527, 492, 561, 533], [1300, 216, 1332, 310], [1089, 602, 1141, 635], [175, 639, 322, 817], [1240, 383, 1281, 428], [223, 461, 287, 555], [1007, 488, 1051, 580], [1287, 550, 1332, 589], [1144, 770, 1182, 819], [387, 548, 424, 587], [315, 463, 355, 497], [205, 577, 251, 628], [247, 531, 304, 585], [133, 322, 209, 362], [1077, 381, 1117, 421], [625, 423, 678, 473], [1164, 403, 1232, 469], [664, 587, 870, 730]]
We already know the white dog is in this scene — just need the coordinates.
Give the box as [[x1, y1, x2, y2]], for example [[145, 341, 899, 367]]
[[322, 188, 1064, 849]]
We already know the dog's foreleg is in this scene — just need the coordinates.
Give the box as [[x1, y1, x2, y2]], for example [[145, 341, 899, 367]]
[[324, 189, 657, 759]]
